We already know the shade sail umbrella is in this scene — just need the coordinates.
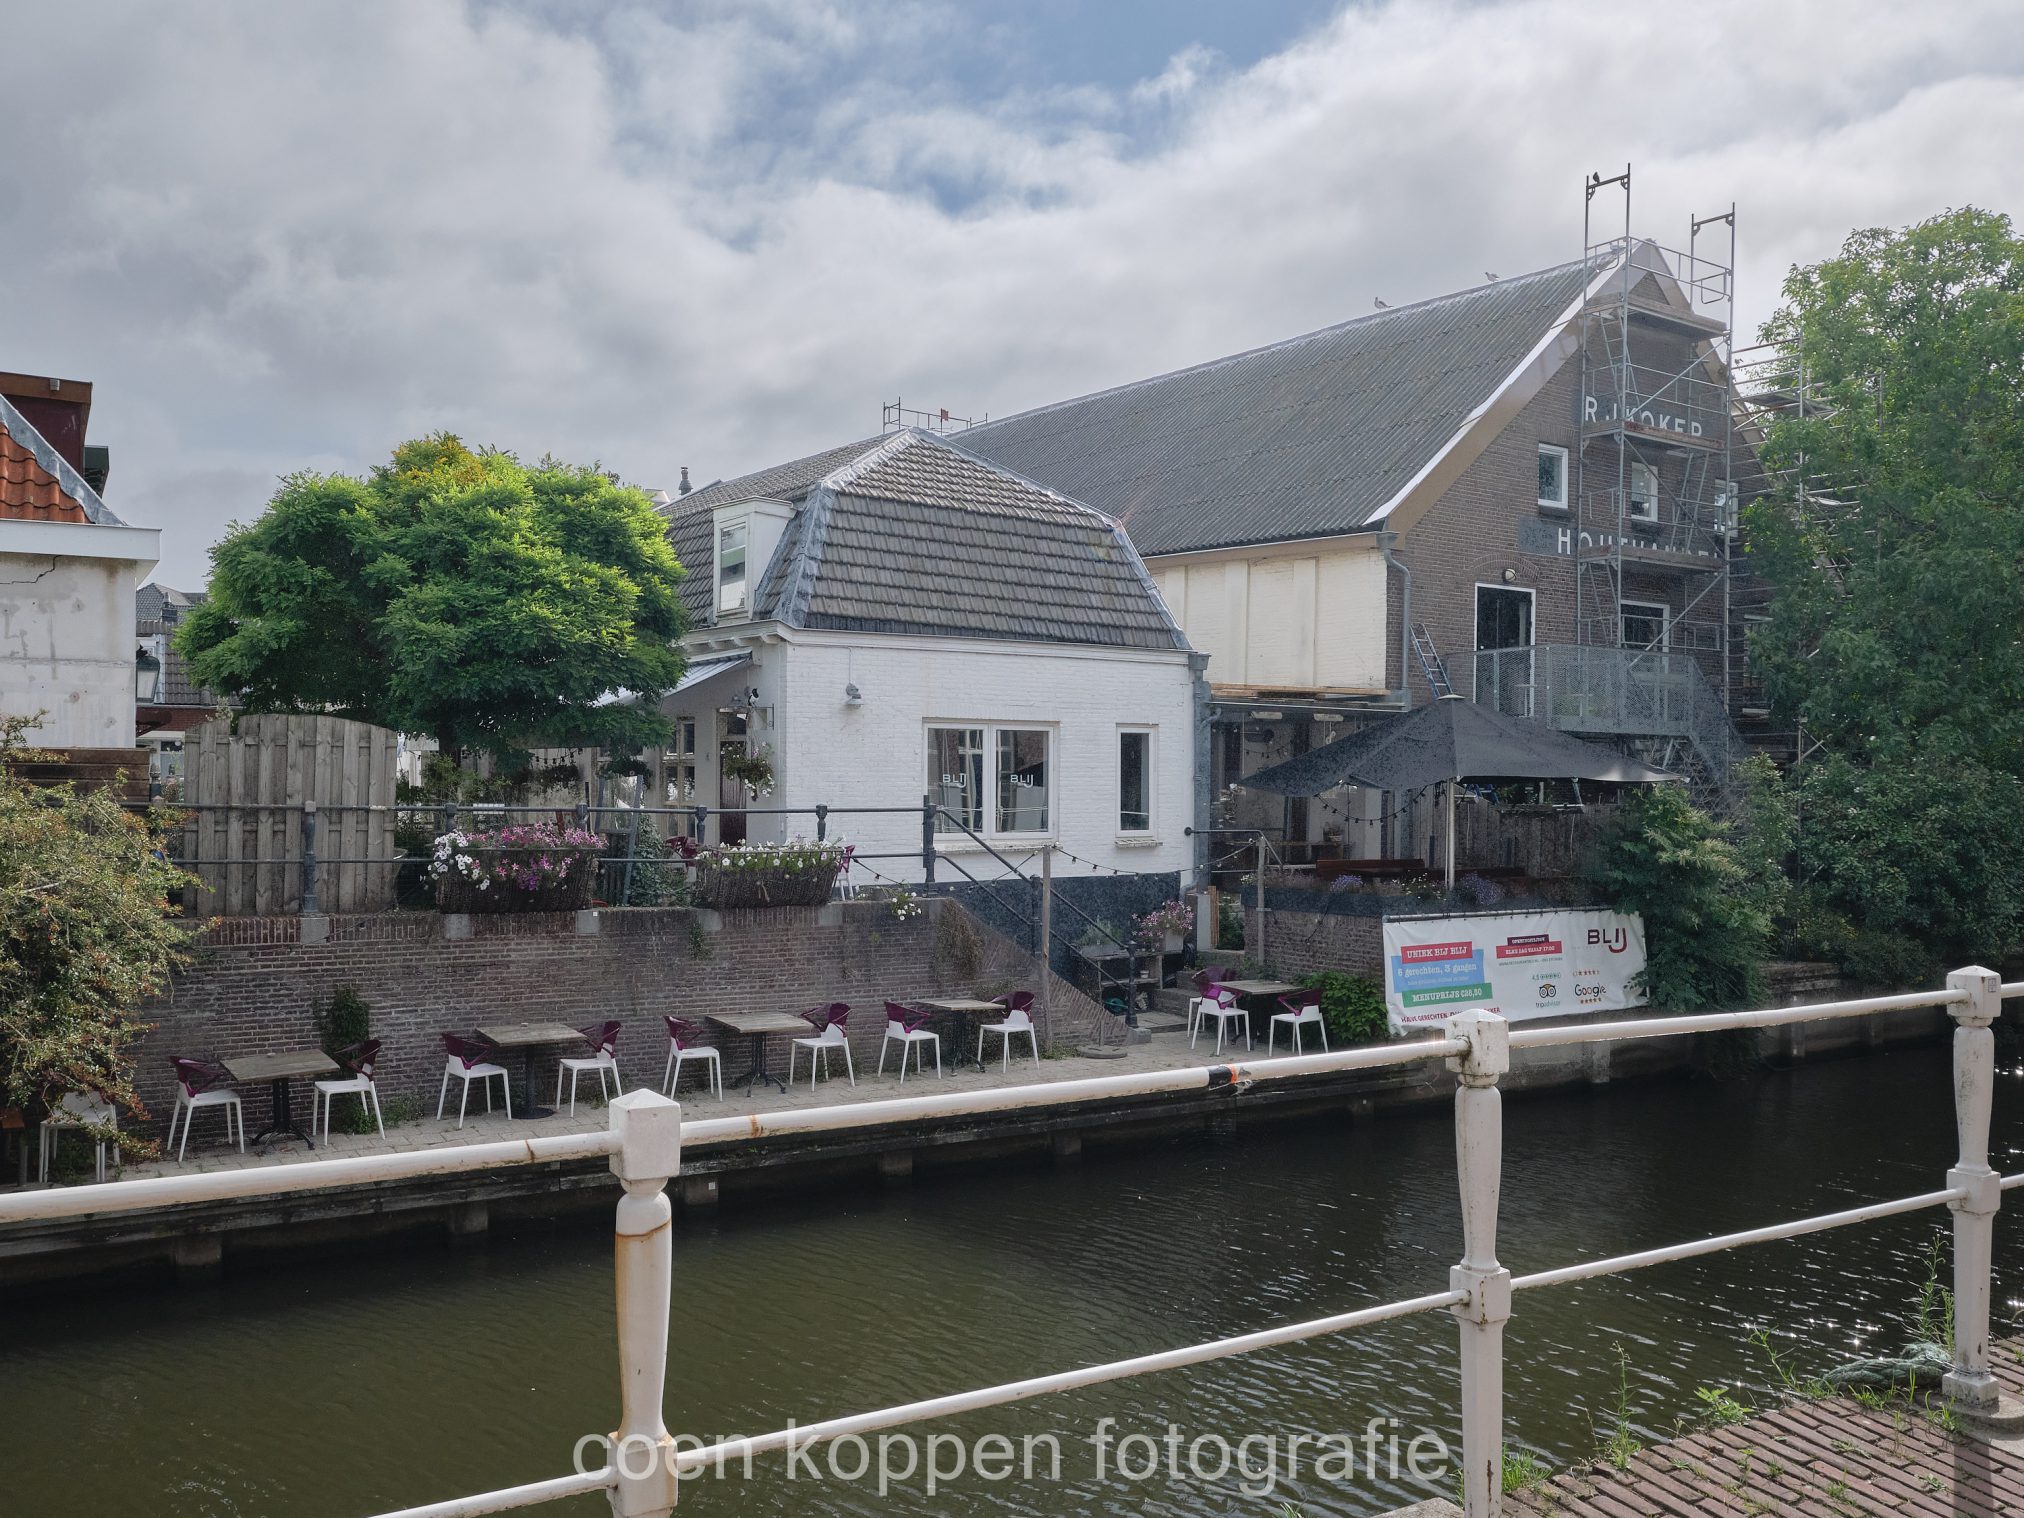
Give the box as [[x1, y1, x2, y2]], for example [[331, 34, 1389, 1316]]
[[1239, 695, 1678, 889]]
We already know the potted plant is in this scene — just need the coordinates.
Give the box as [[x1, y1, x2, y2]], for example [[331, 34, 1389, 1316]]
[[429, 821, 604, 913], [720, 746, 776, 797], [691, 836, 845, 908], [1135, 899, 1194, 953]]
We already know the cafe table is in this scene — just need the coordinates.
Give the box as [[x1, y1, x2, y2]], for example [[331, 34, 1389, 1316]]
[[478, 1022, 586, 1120], [1212, 979, 1304, 1043], [223, 1049, 340, 1148], [913, 998, 1006, 1074], [707, 1011, 812, 1095]]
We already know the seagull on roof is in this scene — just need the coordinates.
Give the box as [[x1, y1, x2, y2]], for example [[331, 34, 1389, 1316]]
[[1373, 297, 1389, 309], [1486, 271, 1499, 281]]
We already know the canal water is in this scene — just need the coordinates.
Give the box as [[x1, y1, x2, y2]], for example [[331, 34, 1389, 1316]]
[[5, 1043, 2022, 1518]]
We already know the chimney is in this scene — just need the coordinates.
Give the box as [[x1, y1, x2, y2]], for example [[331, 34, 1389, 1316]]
[[678, 466, 692, 496]]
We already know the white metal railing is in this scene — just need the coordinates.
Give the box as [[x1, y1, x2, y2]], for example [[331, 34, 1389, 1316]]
[[4, 974, 2021, 1518]]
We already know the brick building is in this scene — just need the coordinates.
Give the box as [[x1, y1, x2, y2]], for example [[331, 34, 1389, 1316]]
[[958, 237, 1753, 861]]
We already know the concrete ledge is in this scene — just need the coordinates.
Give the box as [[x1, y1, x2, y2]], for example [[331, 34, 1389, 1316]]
[[299, 915, 330, 946], [1953, 1390, 2024, 1440], [573, 909, 600, 936], [1376, 1501, 1460, 1518], [442, 912, 473, 941]]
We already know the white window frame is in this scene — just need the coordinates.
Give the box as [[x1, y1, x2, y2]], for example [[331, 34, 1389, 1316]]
[[1620, 599, 1670, 652], [1627, 460, 1659, 523], [1536, 443, 1570, 511], [716, 520, 749, 616], [925, 721, 1056, 842], [664, 718, 699, 811], [1117, 726, 1156, 839]]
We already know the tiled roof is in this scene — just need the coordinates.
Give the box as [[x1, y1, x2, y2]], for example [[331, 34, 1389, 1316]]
[[667, 430, 1186, 652], [675, 438, 881, 514], [137, 617, 220, 708], [956, 259, 1600, 555], [0, 393, 123, 525]]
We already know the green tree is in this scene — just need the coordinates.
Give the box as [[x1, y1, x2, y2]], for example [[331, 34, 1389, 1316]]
[[1586, 786, 1770, 1011], [0, 717, 199, 1127], [1744, 208, 2024, 774], [179, 435, 686, 763]]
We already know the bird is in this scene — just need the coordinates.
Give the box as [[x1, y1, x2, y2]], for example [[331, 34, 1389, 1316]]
[[1373, 297, 1390, 309], [1486, 271, 1499, 281]]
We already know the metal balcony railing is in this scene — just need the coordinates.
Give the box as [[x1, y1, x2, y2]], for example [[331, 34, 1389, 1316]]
[[4, 974, 2019, 1518]]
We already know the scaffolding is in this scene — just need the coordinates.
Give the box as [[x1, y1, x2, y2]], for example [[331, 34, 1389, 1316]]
[[1575, 169, 1737, 711], [881, 397, 983, 435]]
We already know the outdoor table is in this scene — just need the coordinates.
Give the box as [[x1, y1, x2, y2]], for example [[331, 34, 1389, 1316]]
[[478, 1022, 585, 1121], [914, 998, 1005, 1074], [706, 1011, 811, 1096], [223, 1049, 340, 1148], [1214, 979, 1304, 1044]]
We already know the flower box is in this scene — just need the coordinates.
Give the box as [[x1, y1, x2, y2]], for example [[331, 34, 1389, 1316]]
[[430, 824, 603, 914], [692, 839, 845, 909]]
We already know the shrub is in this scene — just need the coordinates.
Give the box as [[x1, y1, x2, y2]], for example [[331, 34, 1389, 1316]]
[[1584, 786, 1769, 1011], [1301, 971, 1389, 1044], [313, 985, 371, 1057]]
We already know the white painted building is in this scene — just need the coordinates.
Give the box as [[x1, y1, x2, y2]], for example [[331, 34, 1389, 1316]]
[[659, 429, 1205, 884], [0, 390, 159, 749]]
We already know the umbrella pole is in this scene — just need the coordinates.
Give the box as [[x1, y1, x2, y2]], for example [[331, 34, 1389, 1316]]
[[1445, 779, 1457, 895]]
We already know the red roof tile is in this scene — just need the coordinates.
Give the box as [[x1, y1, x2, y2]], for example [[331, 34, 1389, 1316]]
[[0, 412, 88, 522]]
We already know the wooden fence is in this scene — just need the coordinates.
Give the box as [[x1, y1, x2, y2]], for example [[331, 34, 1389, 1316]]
[[181, 715, 399, 915]]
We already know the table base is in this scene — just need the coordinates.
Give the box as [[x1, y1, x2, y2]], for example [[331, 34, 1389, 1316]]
[[731, 1033, 789, 1095], [251, 1076, 315, 1149], [510, 1047, 555, 1120]]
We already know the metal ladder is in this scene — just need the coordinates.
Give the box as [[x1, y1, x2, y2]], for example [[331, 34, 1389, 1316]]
[[1411, 623, 1455, 698]]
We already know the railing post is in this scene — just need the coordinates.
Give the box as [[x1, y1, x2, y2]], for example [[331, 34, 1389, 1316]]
[[921, 793, 937, 887], [1448, 1009, 1511, 1518], [607, 1090, 682, 1518], [300, 801, 319, 917], [1942, 965, 2005, 1417], [814, 803, 828, 842], [438, 800, 456, 842]]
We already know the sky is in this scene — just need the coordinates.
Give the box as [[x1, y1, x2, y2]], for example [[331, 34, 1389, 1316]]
[[9, 0, 2024, 585]]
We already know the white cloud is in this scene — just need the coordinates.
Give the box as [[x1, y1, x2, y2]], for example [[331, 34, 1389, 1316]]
[[6, 0, 2023, 582]]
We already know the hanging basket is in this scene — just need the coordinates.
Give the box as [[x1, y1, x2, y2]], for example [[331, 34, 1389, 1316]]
[[435, 866, 596, 914], [691, 858, 837, 909]]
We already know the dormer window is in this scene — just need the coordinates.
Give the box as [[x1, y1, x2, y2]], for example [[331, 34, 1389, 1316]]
[[717, 522, 748, 615]]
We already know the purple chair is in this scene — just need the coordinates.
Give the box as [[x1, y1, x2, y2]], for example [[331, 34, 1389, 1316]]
[[979, 991, 1039, 1072], [556, 1020, 623, 1114], [1187, 969, 1230, 1044], [790, 1003, 856, 1089], [662, 1016, 722, 1100], [1270, 993, 1328, 1056], [879, 1001, 942, 1082], [437, 1032, 511, 1127], [1190, 984, 1249, 1055], [167, 1056, 244, 1161], [313, 1038, 385, 1141]]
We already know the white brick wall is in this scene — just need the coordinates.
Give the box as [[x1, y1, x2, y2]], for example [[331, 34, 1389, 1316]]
[[730, 629, 1198, 884]]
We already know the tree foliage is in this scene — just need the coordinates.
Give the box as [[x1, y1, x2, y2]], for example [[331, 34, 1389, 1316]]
[[1586, 786, 1771, 1011], [0, 717, 199, 1125], [1741, 209, 2024, 974], [179, 435, 686, 763]]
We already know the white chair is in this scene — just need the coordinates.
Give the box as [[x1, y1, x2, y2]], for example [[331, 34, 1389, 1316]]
[[1185, 972, 1223, 1043], [979, 992, 1040, 1072], [1191, 986, 1251, 1054], [789, 1004, 857, 1089], [555, 1021, 623, 1115], [313, 1039, 385, 1142], [1269, 993, 1329, 1056], [166, 1057, 245, 1162], [437, 1033, 512, 1128], [662, 1016, 722, 1100], [879, 1002, 942, 1081], [39, 1092, 117, 1183]]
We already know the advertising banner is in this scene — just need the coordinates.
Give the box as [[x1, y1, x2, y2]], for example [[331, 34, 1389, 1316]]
[[1381, 908, 1647, 1033]]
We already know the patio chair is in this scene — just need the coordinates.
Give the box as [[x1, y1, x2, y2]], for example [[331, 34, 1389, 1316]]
[[556, 1020, 624, 1115], [1269, 993, 1329, 1057], [879, 1001, 942, 1082], [166, 1057, 245, 1162], [1191, 984, 1250, 1055], [39, 1092, 118, 1184], [789, 1003, 856, 1090], [662, 1016, 722, 1100], [313, 1038, 385, 1142], [437, 1032, 512, 1128], [1185, 968, 1227, 1043], [833, 844, 857, 901], [979, 991, 1040, 1072]]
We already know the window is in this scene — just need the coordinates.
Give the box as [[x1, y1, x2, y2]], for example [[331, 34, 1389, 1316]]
[[717, 521, 748, 615], [663, 719, 699, 810], [1537, 444, 1569, 509], [1621, 601, 1669, 651], [928, 726, 985, 833], [1118, 729, 1153, 834], [996, 729, 1050, 834], [1627, 460, 1659, 522], [1474, 585, 1534, 652]]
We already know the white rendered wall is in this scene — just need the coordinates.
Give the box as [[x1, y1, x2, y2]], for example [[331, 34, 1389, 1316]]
[[1151, 541, 1387, 693], [764, 631, 1198, 885], [0, 549, 143, 747]]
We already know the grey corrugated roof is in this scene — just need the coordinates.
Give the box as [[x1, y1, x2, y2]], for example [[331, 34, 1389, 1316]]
[[666, 430, 1186, 652], [956, 259, 1599, 555]]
